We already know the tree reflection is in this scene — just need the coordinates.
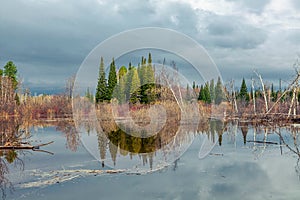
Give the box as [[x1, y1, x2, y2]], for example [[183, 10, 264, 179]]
[[240, 122, 249, 145], [0, 118, 81, 199], [0, 156, 13, 200], [197, 119, 226, 146], [55, 120, 80, 152], [277, 126, 300, 180], [0, 119, 25, 200]]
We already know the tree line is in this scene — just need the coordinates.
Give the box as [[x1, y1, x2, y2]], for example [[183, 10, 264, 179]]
[[94, 53, 156, 104], [0, 60, 73, 119], [2, 55, 300, 120], [92, 53, 294, 108]]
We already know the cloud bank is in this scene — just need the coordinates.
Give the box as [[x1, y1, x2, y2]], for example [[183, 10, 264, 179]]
[[0, 0, 299, 92]]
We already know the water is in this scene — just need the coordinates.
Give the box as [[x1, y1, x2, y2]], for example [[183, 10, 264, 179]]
[[2, 121, 300, 200]]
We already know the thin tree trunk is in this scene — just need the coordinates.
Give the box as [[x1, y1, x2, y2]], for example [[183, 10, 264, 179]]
[[294, 87, 297, 117], [288, 87, 296, 118], [251, 78, 256, 115], [254, 71, 268, 113], [267, 67, 300, 114], [229, 80, 238, 114]]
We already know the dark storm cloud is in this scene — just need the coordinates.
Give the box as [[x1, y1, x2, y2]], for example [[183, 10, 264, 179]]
[[199, 15, 267, 49], [0, 0, 202, 91], [154, 2, 199, 34], [0, 0, 114, 62], [0, 0, 298, 92], [0, 0, 130, 91]]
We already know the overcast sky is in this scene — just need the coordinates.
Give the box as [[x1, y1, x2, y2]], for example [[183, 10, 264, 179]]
[[0, 0, 300, 93]]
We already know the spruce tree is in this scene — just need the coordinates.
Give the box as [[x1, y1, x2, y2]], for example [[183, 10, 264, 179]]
[[118, 66, 127, 78], [139, 56, 147, 86], [137, 53, 156, 104], [0, 69, 3, 76], [116, 66, 127, 103], [198, 83, 211, 103], [239, 78, 249, 101], [128, 62, 132, 70], [215, 77, 225, 104], [210, 79, 215, 103], [271, 83, 277, 101], [204, 82, 211, 103], [129, 67, 141, 103], [198, 85, 205, 101], [125, 64, 134, 101], [107, 58, 117, 100], [3, 61, 18, 90], [95, 57, 107, 103], [146, 53, 155, 84]]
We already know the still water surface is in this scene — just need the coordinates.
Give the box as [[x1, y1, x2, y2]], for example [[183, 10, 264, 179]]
[[2, 121, 300, 200]]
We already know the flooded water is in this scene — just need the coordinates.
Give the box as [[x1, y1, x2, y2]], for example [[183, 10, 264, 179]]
[[1, 120, 300, 200]]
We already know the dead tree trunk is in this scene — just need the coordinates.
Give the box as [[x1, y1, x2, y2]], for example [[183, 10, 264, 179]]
[[254, 70, 268, 113], [228, 80, 238, 114], [267, 67, 300, 115], [251, 78, 256, 115]]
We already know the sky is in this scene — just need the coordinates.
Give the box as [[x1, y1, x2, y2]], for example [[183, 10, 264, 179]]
[[0, 0, 300, 93]]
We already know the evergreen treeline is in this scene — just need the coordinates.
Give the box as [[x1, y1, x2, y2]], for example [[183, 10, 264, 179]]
[[94, 53, 156, 104], [91, 54, 297, 108], [198, 77, 226, 104], [94, 53, 229, 105]]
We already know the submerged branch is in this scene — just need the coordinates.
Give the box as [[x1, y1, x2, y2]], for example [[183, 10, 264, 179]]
[[247, 140, 278, 145], [0, 141, 54, 155]]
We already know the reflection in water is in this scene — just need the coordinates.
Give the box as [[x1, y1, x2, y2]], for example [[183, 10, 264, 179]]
[[0, 119, 24, 199], [83, 114, 300, 172], [75, 100, 199, 171], [0, 118, 79, 199], [277, 126, 300, 180], [55, 120, 80, 152], [1, 117, 300, 199]]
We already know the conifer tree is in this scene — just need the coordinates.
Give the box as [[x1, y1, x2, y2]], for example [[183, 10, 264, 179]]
[[118, 66, 127, 78], [215, 77, 225, 104], [107, 58, 117, 100], [239, 78, 249, 101], [198, 85, 205, 101], [3, 61, 18, 90], [146, 53, 155, 84], [125, 64, 134, 101], [95, 57, 107, 103], [116, 66, 127, 103], [129, 67, 141, 103], [198, 85, 207, 102], [198, 83, 211, 103], [204, 82, 211, 103], [271, 83, 277, 101], [210, 79, 215, 103]]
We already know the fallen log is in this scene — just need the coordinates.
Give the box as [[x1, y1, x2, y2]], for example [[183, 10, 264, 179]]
[[247, 140, 278, 145], [0, 141, 54, 154]]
